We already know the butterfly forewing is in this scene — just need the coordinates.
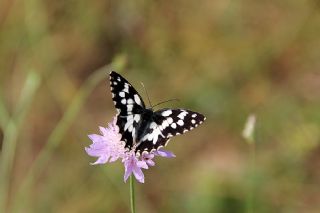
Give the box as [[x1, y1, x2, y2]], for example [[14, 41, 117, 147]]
[[109, 71, 146, 149], [109, 71, 145, 115]]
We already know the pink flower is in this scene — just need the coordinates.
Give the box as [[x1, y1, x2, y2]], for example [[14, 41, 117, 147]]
[[85, 118, 125, 164], [141, 153, 155, 167], [85, 117, 175, 183], [123, 152, 148, 183]]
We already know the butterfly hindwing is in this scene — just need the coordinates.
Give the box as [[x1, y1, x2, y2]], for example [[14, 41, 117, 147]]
[[155, 109, 205, 137], [135, 109, 205, 153]]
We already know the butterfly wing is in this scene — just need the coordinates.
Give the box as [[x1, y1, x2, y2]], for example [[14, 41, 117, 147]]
[[109, 71, 146, 149], [136, 109, 206, 153], [109, 71, 146, 115]]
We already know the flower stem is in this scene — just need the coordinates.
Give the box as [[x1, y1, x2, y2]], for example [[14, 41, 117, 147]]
[[247, 141, 256, 213], [130, 175, 136, 213], [243, 114, 256, 213]]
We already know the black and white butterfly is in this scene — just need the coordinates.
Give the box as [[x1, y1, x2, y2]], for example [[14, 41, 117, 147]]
[[109, 71, 206, 155]]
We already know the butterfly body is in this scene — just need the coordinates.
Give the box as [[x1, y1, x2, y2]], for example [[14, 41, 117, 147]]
[[109, 71, 205, 155], [135, 108, 155, 142]]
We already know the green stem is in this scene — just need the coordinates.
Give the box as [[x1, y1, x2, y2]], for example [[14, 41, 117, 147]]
[[0, 72, 40, 212], [247, 142, 256, 213], [130, 176, 136, 213]]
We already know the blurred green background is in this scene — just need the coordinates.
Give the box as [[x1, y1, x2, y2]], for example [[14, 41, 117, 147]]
[[1, 0, 320, 212]]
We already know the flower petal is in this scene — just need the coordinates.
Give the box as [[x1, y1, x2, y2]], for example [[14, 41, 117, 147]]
[[137, 160, 148, 169], [133, 165, 145, 183], [99, 126, 109, 136], [90, 155, 110, 165], [124, 160, 134, 182], [88, 134, 104, 143], [85, 142, 110, 157], [155, 149, 176, 158], [109, 155, 120, 162], [146, 159, 155, 166]]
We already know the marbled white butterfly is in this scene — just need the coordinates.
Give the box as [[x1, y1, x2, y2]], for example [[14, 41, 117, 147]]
[[109, 71, 206, 155]]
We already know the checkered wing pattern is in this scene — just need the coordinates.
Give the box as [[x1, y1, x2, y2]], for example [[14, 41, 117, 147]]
[[135, 109, 206, 153], [109, 71, 206, 154], [109, 71, 146, 149]]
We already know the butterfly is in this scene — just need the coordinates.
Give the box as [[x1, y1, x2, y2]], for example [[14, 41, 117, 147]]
[[109, 71, 206, 155]]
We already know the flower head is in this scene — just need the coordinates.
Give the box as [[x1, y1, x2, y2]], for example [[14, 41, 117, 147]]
[[242, 114, 256, 144], [85, 117, 175, 183]]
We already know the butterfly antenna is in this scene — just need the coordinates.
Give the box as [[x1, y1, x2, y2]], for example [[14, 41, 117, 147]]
[[152, 98, 180, 108], [140, 82, 153, 108]]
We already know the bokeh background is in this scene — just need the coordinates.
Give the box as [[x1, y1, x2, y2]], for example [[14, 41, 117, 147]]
[[1, 0, 320, 212]]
